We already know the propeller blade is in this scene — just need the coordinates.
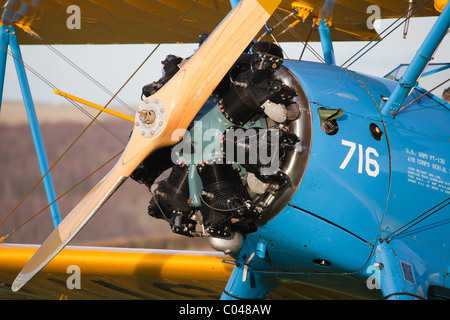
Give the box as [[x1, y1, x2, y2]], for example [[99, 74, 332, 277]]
[[12, 0, 281, 292]]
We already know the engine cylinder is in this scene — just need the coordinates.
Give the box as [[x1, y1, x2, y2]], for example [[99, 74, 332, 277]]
[[148, 165, 192, 223], [198, 161, 248, 238]]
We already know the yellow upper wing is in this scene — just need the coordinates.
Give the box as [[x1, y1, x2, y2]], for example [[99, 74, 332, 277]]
[[0, 243, 234, 299], [0, 0, 440, 45]]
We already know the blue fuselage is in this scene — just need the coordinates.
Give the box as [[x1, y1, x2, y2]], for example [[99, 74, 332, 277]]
[[226, 60, 450, 299]]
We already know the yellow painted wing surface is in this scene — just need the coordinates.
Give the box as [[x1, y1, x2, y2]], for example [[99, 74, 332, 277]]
[[0, 243, 234, 299], [0, 244, 369, 300], [0, 0, 440, 44]]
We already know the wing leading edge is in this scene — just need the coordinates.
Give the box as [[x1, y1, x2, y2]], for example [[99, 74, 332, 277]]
[[0, 243, 234, 299], [0, 243, 378, 300], [0, 0, 441, 45]]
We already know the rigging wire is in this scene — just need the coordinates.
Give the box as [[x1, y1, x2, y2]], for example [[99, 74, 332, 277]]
[[0, 42, 128, 145], [380, 197, 450, 243], [199, 192, 249, 213], [0, 42, 128, 228], [403, 0, 414, 39], [0, 150, 123, 242], [257, 8, 299, 42], [341, 0, 425, 68], [342, 0, 432, 69], [270, 11, 326, 64], [299, 18, 317, 61], [395, 77, 450, 115], [0, 0, 201, 232], [36, 40, 135, 115]]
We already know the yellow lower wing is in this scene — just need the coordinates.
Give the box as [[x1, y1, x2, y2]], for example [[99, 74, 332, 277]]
[[0, 244, 234, 299], [0, 244, 372, 299]]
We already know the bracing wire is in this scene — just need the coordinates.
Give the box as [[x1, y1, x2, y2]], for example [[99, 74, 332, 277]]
[[395, 77, 450, 115], [380, 197, 450, 243], [0, 0, 201, 233], [299, 18, 317, 61], [269, 11, 326, 64], [0, 151, 123, 241], [0, 42, 128, 145], [342, 0, 432, 69], [37, 40, 135, 115]]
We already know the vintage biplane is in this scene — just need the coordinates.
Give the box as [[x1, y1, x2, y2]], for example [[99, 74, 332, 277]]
[[0, 0, 449, 301]]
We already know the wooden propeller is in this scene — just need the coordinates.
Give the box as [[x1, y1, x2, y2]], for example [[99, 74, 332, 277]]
[[12, 0, 281, 292]]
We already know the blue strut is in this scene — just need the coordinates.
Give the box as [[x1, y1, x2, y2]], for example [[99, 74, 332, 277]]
[[0, 25, 9, 106], [381, 2, 450, 117], [318, 19, 336, 65], [0, 25, 61, 227], [229, 0, 240, 8]]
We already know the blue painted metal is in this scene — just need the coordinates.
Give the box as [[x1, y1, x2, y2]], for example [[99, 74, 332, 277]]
[[221, 240, 278, 299], [282, 60, 390, 245], [318, 19, 336, 65], [220, 58, 449, 299], [348, 61, 450, 304], [422, 63, 450, 77], [229, 0, 240, 9], [1, 25, 61, 228], [369, 240, 446, 300], [255, 239, 266, 259], [0, 25, 9, 109], [180, 3, 449, 298], [381, 2, 450, 117], [320, 0, 337, 21], [221, 264, 278, 300], [384, 63, 450, 80], [375, 84, 449, 299], [188, 165, 202, 208]]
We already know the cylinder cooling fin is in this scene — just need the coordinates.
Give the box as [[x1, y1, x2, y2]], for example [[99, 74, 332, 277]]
[[131, 41, 312, 243]]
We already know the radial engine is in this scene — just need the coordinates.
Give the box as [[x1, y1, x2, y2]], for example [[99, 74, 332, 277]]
[[131, 41, 312, 253]]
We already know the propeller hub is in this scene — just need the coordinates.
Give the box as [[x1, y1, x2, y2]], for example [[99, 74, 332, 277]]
[[135, 98, 167, 138], [139, 110, 156, 125]]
